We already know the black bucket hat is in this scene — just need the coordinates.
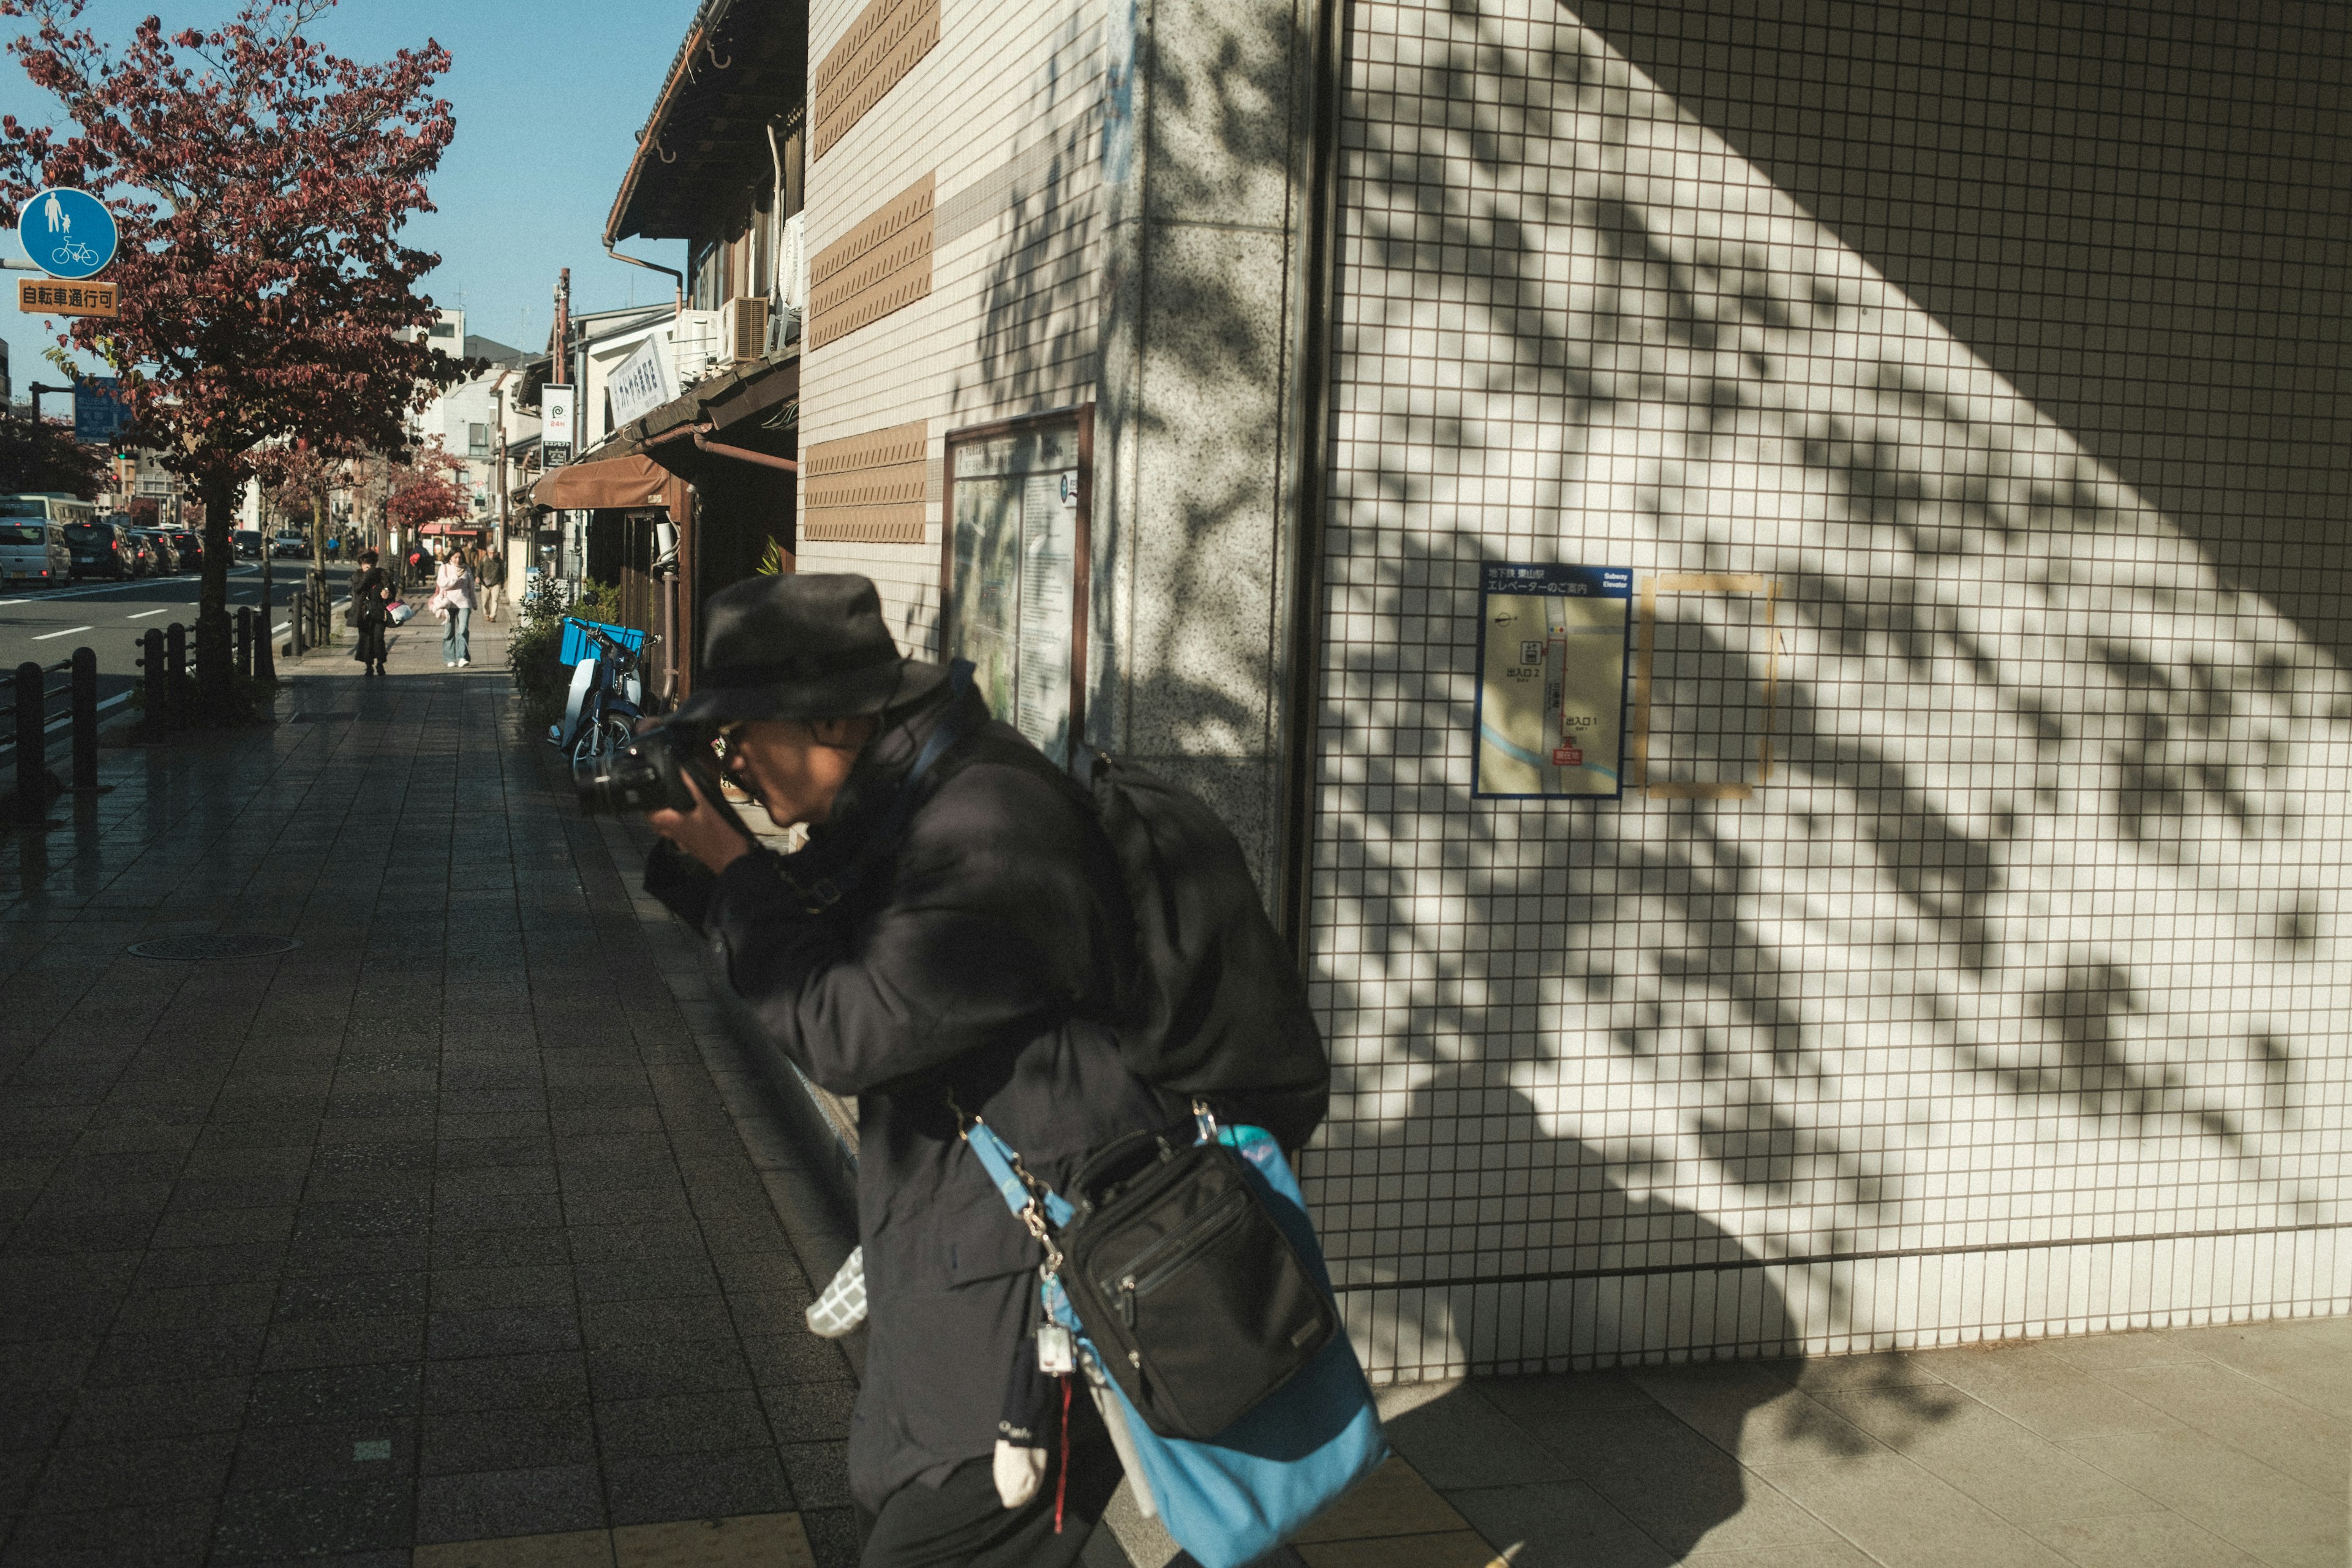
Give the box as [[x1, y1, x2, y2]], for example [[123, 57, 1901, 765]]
[[672, 573, 946, 726]]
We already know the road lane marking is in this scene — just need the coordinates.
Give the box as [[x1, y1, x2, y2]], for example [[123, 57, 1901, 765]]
[[32, 625, 93, 640], [127, 608, 168, 619]]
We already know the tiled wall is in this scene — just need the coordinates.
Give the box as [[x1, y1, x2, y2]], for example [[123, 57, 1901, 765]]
[[1303, 0, 2352, 1380], [798, 0, 1106, 652]]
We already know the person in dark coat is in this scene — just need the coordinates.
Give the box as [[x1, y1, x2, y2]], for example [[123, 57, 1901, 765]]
[[644, 574, 1171, 1567], [349, 549, 390, 676]]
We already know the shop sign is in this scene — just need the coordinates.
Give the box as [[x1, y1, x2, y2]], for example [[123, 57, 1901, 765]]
[[541, 383, 576, 467], [18, 277, 118, 316], [608, 330, 677, 426]]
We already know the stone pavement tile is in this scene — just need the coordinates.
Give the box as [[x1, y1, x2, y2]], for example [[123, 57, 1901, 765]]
[[287, 1236, 432, 1278], [420, 1351, 592, 1417], [0, 1448, 36, 1520], [740, 1332, 853, 1389], [2057, 1425, 2343, 1567], [413, 1528, 616, 1567], [573, 1257, 723, 1305], [2088, 1359, 2352, 1493], [1295, 1457, 1468, 1545], [246, 1361, 423, 1428], [428, 1305, 581, 1359], [759, 1378, 858, 1444], [1629, 1361, 1894, 1471], [774, 1442, 852, 1511], [413, 1463, 606, 1545], [586, 1336, 753, 1402], [1765, 1451, 2080, 1568], [113, 1279, 279, 1335], [434, 1193, 567, 1232], [435, 1165, 562, 1199], [135, 1240, 287, 1288], [1468, 1370, 1658, 1422], [276, 1270, 429, 1322], [86, 1322, 269, 1385], [209, 1478, 412, 1560], [420, 1406, 597, 1477], [262, 1313, 426, 1370], [1436, 1480, 1669, 1568], [611, 1511, 816, 1567], [432, 1227, 570, 1272], [59, 1374, 252, 1446], [1293, 1532, 1501, 1568], [2035, 1329, 2212, 1374], [0, 1498, 214, 1568], [0, 1390, 75, 1452], [314, 1141, 436, 1176], [1905, 1344, 2184, 1442], [23, 1433, 237, 1513], [2019, 1510, 2269, 1568], [226, 1418, 419, 1493], [603, 1447, 793, 1527], [595, 1391, 772, 1458], [1810, 1384, 2152, 1524], [1509, 1404, 1839, 1558], [432, 1265, 576, 1313], [579, 1295, 736, 1349], [2164, 1318, 2352, 1420]]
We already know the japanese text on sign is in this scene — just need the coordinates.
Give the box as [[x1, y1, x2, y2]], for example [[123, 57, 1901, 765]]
[[1473, 563, 1633, 799], [17, 278, 119, 317]]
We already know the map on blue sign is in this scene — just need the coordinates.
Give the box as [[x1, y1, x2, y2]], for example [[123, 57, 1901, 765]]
[[18, 187, 116, 281]]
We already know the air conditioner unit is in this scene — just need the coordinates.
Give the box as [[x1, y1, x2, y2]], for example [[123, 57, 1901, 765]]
[[720, 296, 770, 363], [671, 309, 722, 385]]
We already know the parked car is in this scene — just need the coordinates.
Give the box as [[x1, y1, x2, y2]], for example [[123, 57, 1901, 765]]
[[270, 532, 310, 559], [167, 529, 205, 573], [233, 528, 265, 560], [64, 518, 135, 579]]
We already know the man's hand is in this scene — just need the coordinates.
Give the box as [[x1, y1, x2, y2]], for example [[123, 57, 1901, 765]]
[[647, 769, 755, 875]]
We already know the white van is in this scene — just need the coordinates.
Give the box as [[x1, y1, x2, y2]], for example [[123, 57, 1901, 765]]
[[0, 494, 89, 587]]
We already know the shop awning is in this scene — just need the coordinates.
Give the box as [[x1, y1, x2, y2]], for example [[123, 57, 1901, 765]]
[[526, 453, 673, 511]]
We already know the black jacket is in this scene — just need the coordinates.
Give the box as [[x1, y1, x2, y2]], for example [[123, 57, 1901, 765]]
[[696, 690, 1182, 1509]]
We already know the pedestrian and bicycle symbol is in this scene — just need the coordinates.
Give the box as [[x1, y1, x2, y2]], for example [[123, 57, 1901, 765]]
[[16, 187, 116, 281]]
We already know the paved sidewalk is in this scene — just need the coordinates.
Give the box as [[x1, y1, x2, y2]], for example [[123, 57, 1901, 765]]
[[0, 624, 861, 1567], [6, 616, 2348, 1568]]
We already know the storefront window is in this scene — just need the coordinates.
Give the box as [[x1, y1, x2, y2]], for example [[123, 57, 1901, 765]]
[[942, 407, 1090, 768]]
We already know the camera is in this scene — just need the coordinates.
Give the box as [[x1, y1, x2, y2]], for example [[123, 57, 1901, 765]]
[[575, 723, 717, 816]]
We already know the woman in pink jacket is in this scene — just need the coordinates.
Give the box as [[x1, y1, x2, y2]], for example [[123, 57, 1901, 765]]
[[432, 543, 477, 668]]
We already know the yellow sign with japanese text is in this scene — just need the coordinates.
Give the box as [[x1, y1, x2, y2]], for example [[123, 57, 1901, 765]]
[[17, 277, 118, 317]]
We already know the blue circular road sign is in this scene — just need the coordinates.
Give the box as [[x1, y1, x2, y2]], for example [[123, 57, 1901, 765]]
[[18, 187, 116, 280]]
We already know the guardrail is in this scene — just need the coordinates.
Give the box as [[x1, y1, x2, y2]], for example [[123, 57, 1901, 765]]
[[6, 647, 99, 820]]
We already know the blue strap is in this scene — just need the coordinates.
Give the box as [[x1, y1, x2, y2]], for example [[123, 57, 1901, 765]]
[[965, 1118, 1076, 1228]]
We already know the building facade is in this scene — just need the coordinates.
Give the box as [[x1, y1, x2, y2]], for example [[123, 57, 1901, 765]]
[[791, 0, 2352, 1382]]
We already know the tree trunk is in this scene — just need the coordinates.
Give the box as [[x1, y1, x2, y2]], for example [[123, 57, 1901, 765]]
[[311, 488, 331, 645], [196, 470, 236, 715]]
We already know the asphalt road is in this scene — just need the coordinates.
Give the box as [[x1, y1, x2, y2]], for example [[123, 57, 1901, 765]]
[[0, 559, 353, 748]]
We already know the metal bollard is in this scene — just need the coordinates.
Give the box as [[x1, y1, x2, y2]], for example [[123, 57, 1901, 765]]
[[141, 627, 164, 718], [235, 605, 252, 677], [69, 647, 95, 793], [290, 587, 307, 656], [165, 622, 186, 723], [13, 660, 40, 819]]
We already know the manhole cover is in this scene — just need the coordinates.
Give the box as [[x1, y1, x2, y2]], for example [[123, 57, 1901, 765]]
[[126, 933, 301, 961]]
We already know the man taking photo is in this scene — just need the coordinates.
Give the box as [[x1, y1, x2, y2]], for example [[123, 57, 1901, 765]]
[[642, 573, 1174, 1567]]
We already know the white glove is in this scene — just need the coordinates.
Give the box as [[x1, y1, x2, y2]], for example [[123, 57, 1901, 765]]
[[992, 1440, 1046, 1509]]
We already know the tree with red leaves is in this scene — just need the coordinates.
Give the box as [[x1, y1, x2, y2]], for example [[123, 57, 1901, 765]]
[[0, 0, 461, 712], [384, 438, 467, 533]]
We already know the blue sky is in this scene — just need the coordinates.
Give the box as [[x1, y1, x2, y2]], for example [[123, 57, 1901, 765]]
[[0, 0, 705, 391]]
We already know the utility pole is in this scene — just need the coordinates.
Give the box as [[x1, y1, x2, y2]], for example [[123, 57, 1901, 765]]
[[492, 383, 507, 554], [551, 270, 570, 385]]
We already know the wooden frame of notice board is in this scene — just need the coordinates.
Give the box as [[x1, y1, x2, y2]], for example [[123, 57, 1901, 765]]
[[938, 404, 1093, 767]]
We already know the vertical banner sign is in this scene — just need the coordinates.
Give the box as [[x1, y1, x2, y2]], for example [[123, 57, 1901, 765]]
[[541, 384, 575, 467], [1473, 563, 1633, 798], [72, 376, 129, 443]]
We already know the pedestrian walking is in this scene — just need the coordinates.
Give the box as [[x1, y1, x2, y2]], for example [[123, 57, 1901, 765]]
[[475, 538, 507, 623], [348, 548, 390, 676], [430, 543, 476, 668]]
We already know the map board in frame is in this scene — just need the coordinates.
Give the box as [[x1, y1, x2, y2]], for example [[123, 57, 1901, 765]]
[[1473, 563, 1633, 799]]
